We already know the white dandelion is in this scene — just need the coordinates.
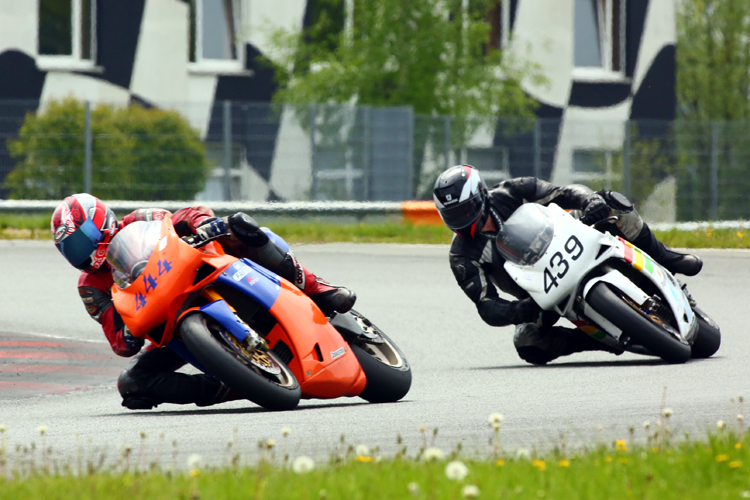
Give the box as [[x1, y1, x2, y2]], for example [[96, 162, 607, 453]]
[[187, 454, 201, 470], [292, 455, 315, 474], [355, 444, 370, 457], [462, 484, 481, 498], [445, 460, 469, 481], [423, 447, 445, 462]]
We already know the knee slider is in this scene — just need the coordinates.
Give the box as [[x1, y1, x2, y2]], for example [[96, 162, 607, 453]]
[[118, 369, 146, 396]]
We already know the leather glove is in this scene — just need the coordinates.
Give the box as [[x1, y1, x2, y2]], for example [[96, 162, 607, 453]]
[[195, 217, 228, 241], [122, 325, 144, 350], [507, 298, 541, 325], [227, 212, 268, 248], [581, 194, 610, 225]]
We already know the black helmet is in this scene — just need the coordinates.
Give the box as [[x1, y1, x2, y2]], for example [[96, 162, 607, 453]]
[[433, 165, 489, 238]]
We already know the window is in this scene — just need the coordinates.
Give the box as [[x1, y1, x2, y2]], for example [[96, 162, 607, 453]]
[[574, 0, 625, 75], [189, 0, 244, 71], [486, 0, 511, 50], [38, 0, 96, 67]]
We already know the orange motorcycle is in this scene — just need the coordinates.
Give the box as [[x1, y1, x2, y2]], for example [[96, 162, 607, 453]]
[[107, 217, 411, 411]]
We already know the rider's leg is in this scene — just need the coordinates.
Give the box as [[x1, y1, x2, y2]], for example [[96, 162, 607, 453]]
[[513, 323, 624, 365], [597, 191, 703, 276], [117, 347, 240, 410], [226, 213, 356, 314]]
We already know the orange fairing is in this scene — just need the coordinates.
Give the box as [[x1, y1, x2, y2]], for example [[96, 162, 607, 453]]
[[111, 219, 234, 346], [266, 280, 367, 399]]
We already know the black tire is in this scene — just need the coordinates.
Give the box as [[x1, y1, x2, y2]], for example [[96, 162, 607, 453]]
[[587, 282, 691, 364], [180, 314, 301, 411], [690, 307, 721, 358], [349, 329, 411, 404]]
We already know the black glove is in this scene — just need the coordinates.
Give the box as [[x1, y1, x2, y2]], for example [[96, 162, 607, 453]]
[[581, 194, 610, 225], [195, 217, 228, 241], [507, 298, 541, 325], [122, 326, 144, 350], [227, 212, 268, 248]]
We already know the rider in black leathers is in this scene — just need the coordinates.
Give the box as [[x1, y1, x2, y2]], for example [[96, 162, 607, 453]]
[[433, 165, 703, 365]]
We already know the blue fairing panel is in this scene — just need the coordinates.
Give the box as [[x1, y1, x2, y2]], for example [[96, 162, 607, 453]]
[[214, 259, 281, 311], [199, 299, 251, 343]]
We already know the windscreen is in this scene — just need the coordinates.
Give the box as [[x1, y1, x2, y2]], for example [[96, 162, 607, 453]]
[[495, 204, 555, 266], [107, 221, 162, 288]]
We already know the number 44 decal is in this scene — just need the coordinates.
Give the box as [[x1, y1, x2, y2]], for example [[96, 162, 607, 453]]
[[543, 235, 584, 293]]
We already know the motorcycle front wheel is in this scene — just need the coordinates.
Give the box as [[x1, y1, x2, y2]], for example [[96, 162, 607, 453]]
[[690, 306, 721, 358], [180, 313, 301, 411], [587, 282, 692, 364]]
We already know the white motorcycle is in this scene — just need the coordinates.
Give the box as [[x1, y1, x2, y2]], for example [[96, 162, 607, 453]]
[[497, 203, 721, 363]]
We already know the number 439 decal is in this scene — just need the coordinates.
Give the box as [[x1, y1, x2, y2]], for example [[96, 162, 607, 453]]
[[543, 235, 584, 293]]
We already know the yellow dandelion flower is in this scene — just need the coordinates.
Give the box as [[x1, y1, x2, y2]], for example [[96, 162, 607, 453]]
[[736, 443, 743, 450], [496, 459, 505, 466], [707, 230, 713, 237], [738, 232, 744, 238], [532, 459, 546, 471], [618, 458, 628, 464], [559, 460, 570, 468], [615, 440, 628, 451], [729, 461, 742, 469], [189, 469, 200, 478], [652, 447, 659, 453], [605, 456, 613, 463], [355, 455, 374, 463], [716, 454, 729, 463]]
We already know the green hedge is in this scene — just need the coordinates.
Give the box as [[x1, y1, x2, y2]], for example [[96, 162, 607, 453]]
[[4, 97, 210, 201]]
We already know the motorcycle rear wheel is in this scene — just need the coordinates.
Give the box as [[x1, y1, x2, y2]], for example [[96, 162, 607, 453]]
[[346, 313, 411, 403], [180, 313, 301, 411], [587, 282, 691, 364]]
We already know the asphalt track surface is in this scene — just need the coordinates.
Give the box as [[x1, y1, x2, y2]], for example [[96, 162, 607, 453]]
[[1, 240, 749, 468]]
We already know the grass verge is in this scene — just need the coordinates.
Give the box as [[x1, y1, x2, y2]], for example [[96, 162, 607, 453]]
[[2, 213, 750, 248], [1, 425, 749, 499]]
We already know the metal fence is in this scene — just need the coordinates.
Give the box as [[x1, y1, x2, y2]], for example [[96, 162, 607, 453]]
[[2, 99, 750, 222]]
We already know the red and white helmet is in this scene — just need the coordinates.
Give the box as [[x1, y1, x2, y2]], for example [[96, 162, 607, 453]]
[[51, 194, 118, 272]]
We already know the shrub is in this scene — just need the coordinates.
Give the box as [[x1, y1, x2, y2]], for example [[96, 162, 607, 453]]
[[4, 97, 210, 201]]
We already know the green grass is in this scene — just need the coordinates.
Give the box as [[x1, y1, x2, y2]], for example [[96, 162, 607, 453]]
[[3, 213, 750, 248], [1, 428, 750, 499]]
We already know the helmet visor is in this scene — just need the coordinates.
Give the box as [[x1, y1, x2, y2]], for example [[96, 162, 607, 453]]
[[55, 218, 101, 270], [438, 197, 484, 231]]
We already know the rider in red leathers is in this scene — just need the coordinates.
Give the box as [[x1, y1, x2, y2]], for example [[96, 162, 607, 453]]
[[52, 194, 356, 409]]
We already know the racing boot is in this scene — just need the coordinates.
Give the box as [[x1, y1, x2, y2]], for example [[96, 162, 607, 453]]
[[514, 324, 623, 365], [632, 225, 703, 276], [276, 253, 357, 315]]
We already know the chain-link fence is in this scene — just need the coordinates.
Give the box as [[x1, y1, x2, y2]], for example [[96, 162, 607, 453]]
[[2, 99, 750, 222]]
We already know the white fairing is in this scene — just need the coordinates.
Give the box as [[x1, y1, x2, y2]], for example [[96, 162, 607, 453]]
[[503, 203, 697, 344]]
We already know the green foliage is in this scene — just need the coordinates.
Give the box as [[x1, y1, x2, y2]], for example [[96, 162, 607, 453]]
[[677, 0, 750, 121], [266, 0, 544, 196], [4, 97, 210, 201], [269, 0, 542, 121]]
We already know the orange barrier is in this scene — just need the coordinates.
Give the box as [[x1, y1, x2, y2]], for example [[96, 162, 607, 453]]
[[402, 200, 443, 225]]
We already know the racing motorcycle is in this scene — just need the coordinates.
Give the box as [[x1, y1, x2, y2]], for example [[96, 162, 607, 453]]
[[496, 203, 721, 363], [107, 217, 411, 411]]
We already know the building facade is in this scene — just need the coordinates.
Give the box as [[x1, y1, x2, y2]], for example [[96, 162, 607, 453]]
[[0, 0, 675, 201]]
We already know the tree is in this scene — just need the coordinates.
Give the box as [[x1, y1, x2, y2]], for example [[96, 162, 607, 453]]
[[677, 0, 750, 121], [675, 0, 750, 220], [5, 98, 210, 201], [267, 0, 544, 195]]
